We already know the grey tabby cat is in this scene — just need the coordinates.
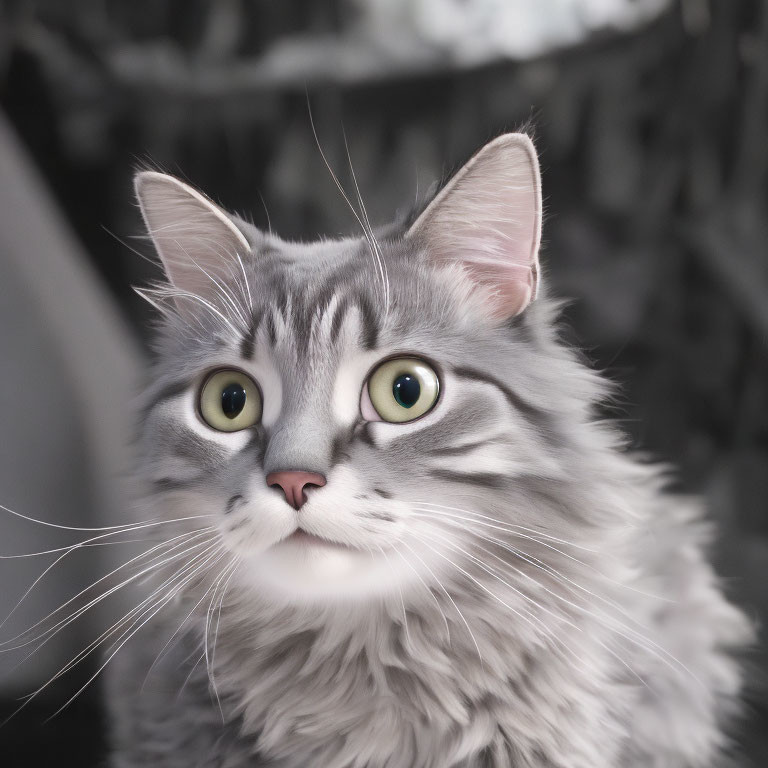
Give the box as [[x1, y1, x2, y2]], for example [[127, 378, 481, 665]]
[[108, 134, 752, 768]]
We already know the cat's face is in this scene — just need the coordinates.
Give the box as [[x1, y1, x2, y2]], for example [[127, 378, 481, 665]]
[[135, 135, 561, 606]]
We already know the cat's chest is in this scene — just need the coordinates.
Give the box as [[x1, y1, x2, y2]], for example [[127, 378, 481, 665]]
[[215, 627, 471, 758], [201, 610, 507, 768], [207, 616, 626, 768]]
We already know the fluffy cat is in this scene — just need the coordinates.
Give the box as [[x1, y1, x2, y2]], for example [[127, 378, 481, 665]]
[[107, 133, 752, 768]]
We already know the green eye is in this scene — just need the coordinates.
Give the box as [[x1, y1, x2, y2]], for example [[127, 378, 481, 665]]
[[367, 357, 440, 423], [199, 369, 262, 432]]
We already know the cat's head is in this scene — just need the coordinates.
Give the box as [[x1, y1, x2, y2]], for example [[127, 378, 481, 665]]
[[134, 134, 600, 607]]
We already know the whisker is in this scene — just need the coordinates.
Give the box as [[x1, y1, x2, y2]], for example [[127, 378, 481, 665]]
[[399, 540, 483, 667], [204, 558, 240, 720], [164, 243, 244, 324], [142, 555, 237, 691], [410, 510, 650, 632], [0, 528, 199, 642], [173, 244, 250, 331], [150, 288, 240, 335], [234, 252, 253, 315], [256, 189, 273, 235], [412, 512, 703, 688], [176, 648, 206, 703], [0, 536, 157, 558], [375, 545, 410, 649], [342, 128, 390, 317], [305, 95, 389, 314], [391, 547, 450, 642], [0, 528, 217, 651], [42, 546, 227, 721], [2, 541, 224, 725], [415, 511, 676, 658], [44, 543, 224, 689], [416, 527, 644, 679], [410, 503, 672, 603], [409, 531, 590, 671], [101, 225, 159, 268], [0, 503, 214, 533], [421, 527, 578, 633], [411, 501, 599, 552]]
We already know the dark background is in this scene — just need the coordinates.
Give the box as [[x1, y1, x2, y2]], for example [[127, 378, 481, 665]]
[[0, 1, 766, 765]]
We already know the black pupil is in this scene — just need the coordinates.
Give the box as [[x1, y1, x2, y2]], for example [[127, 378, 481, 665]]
[[221, 383, 246, 419], [393, 374, 420, 408]]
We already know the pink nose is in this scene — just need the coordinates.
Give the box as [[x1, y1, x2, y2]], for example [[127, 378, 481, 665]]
[[266, 471, 327, 510]]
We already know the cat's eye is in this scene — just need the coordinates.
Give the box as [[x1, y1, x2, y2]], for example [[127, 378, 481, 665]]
[[199, 369, 262, 432], [366, 357, 440, 423]]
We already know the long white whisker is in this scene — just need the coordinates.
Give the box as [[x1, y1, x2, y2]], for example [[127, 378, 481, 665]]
[[234, 252, 253, 315], [375, 545, 410, 649], [205, 558, 240, 721], [159, 289, 240, 334], [0, 503, 214, 533], [392, 547, 450, 642], [142, 555, 237, 691], [411, 501, 599, 552], [399, 540, 483, 667], [2, 541, 224, 725], [41, 546, 227, 721], [305, 98, 388, 314], [411, 503, 671, 602], [0, 536, 157, 559], [342, 128, 390, 317], [176, 649, 206, 702], [1, 528, 217, 651], [416, 511, 677, 666], [410, 510, 649, 631], [414, 512, 702, 688], [409, 530, 589, 670], [421, 527, 578, 633], [41, 543, 224, 688], [173, 244, 249, 331], [416, 528, 639, 677]]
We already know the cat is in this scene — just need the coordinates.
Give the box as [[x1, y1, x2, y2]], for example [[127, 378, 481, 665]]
[[106, 133, 752, 768]]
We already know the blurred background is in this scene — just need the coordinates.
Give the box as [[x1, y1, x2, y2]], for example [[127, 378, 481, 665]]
[[0, 0, 766, 765]]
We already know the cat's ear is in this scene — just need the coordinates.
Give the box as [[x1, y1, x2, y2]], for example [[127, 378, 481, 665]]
[[134, 171, 251, 303], [406, 133, 542, 320]]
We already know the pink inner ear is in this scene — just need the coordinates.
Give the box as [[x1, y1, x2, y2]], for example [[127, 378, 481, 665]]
[[406, 133, 542, 320], [135, 171, 251, 310], [468, 263, 536, 320]]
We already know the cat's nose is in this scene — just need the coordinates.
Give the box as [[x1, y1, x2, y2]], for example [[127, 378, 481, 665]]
[[266, 471, 327, 510]]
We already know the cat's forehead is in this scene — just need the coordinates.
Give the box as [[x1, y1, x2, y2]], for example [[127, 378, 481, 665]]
[[155, 232, 475, 391], [239, 233, 438, 330], [247, 235, 383, 284]]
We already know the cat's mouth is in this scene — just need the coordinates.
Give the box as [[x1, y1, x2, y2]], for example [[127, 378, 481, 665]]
[[278, 527, 354, 551]]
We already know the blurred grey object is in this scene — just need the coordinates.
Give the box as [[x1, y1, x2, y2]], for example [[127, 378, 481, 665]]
[[0, 111, 141, 691]]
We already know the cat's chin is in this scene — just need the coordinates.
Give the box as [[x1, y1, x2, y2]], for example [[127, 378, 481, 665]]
[[242, 533, 401, 602]]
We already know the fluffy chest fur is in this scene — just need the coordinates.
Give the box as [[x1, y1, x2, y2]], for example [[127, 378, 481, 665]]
[[210, 599, 625, 768]]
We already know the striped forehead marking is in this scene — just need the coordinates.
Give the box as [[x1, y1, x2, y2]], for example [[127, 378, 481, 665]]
[[238, 287, 381, 360]]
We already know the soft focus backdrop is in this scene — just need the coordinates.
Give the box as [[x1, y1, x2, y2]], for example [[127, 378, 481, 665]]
[[0, 1, 766, 766]]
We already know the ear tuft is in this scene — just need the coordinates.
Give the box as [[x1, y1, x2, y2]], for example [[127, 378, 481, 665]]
[[406, 133, 542, 320], [134, 171, 251, 310]]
